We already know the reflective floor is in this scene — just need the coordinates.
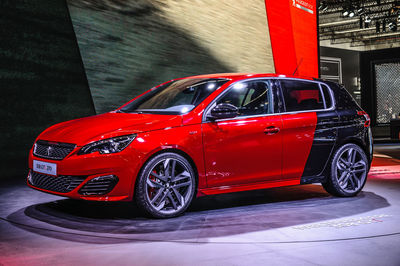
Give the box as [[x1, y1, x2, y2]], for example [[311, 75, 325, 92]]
[[1, 144, 399, 265]]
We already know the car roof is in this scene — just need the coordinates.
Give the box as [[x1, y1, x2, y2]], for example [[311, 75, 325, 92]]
[[183, 73, 315, 81]]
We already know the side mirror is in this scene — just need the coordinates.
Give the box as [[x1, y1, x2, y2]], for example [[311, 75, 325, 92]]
[[208, 103, 238, 120]]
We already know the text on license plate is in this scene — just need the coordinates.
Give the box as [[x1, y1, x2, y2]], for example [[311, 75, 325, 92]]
[[33, 160, 57, 176]]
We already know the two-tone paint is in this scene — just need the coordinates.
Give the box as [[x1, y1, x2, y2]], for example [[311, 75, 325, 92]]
[[28, 73, 372, 201]]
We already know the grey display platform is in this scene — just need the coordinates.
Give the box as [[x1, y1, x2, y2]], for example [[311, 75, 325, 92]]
[[1, 145, 399, 265]]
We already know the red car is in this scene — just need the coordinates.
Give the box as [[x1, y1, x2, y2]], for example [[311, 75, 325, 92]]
[[28, 73, 372, 218]]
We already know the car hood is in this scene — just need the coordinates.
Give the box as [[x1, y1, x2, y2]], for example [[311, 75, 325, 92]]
[[38, 112, 183, 145]]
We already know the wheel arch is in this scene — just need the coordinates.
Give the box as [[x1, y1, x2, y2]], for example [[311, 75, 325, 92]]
[[334, 136, 371, 165], [321, 139, 369, 197], [314, 137, 370, 184]]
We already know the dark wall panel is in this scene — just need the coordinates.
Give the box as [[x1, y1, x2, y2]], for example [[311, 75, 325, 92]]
[[320, 46, 360, 103], [0, 0, 95, 179], [360, 47, 400, 136]]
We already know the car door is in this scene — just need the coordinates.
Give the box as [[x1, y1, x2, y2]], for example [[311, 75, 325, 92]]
[[202, 79, 282, 187], [278, 79, 338, 181]]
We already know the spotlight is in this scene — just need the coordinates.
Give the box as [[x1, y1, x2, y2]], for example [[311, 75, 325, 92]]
[[362, 16, 371, 28], [318, 1, 329, 12], [342, 4, 356, 18], [388, 21, 398, 31]]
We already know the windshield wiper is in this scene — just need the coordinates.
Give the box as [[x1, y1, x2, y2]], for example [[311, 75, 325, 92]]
[[128, 111, 144, 114]]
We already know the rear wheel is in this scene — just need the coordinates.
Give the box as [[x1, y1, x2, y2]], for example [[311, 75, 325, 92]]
[[322, 143, 368, 197], [135, 152, 196, 218]]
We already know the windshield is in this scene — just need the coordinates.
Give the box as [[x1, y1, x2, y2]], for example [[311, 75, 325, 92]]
[[120, 78, 229, 114]]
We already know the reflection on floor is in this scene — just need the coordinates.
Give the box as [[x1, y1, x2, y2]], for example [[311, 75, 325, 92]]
[[0, 144, 399, 265]]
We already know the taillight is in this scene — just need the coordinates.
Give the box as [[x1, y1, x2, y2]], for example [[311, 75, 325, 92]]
[[358, 111, 370, 127]]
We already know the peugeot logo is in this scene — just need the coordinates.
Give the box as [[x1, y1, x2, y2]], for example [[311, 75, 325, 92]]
[[46, 146, 53, 156]]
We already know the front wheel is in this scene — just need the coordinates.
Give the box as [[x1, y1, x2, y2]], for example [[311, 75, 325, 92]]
[[322, 143, 369, 197], [135, 152, 196, 218]]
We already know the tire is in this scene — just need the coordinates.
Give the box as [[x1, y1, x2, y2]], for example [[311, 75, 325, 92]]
[[322, 143, 369, 197], [135, 152, 196, 218]]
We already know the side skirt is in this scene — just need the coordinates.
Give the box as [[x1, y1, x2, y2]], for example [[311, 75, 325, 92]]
[[197, 179, 300, 196], [300, 175, 326, 184]]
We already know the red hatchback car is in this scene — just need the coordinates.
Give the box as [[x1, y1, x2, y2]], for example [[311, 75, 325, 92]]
[[28, 73, 373, 218]]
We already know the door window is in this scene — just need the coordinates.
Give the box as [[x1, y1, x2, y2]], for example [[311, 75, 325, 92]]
[[320, 84, 333, 109], [280, 80, 325, 112], [215, 81, 272, 117]]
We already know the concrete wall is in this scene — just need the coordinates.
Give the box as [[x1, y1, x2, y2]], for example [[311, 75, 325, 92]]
[[0, 0, 95, 178], [67, 0, 274, 114]]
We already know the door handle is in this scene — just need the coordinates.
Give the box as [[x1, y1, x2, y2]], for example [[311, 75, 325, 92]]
[[264, 126, 280, 135]]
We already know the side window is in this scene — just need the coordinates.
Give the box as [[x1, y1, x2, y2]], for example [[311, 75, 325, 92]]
[[321, 84, 333, 109], [336, 84, 359, 110], [216, 81, 272, 117], [280, 80, 324, 112]]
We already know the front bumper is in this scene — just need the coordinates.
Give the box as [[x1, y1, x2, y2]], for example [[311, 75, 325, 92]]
[[28, 145, 141, 201]]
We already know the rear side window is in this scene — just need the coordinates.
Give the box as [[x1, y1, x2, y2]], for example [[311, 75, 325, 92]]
[[280, 80, 324, 112], [336, 84, 360, 110]]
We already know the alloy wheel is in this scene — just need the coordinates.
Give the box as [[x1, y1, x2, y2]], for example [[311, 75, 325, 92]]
[[335, 147, 368, 193], [145, 158, 194, 215]]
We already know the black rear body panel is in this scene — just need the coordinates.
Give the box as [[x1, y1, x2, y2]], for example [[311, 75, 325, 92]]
[[300, 81, 373, 184]]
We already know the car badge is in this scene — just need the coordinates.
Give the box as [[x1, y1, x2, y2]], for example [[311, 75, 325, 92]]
[[47, 146, 53, 156]]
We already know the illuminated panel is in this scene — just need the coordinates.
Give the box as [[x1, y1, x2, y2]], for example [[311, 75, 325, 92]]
[[265, 0, 318, 78]]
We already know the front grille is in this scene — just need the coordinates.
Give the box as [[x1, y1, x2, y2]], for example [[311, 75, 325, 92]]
[[28, 170, 86, 193], [78, 175, 118, 195], [33, 140, 76, 160]]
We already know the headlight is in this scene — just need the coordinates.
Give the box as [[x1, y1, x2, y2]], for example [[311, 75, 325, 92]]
[[78, 134, 136, 155]]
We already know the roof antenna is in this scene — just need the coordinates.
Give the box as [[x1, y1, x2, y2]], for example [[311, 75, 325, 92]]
[[292, 58, 303, 76]]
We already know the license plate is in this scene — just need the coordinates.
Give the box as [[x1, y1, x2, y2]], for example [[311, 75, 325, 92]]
[[33, 160, 57, 176]]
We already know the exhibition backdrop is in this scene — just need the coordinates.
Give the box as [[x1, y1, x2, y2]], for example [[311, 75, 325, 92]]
[[68, 0, 318, 113], [265, 0, 318, 78], [67, 0, 275, 113], [1, 0, 318, 178]]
